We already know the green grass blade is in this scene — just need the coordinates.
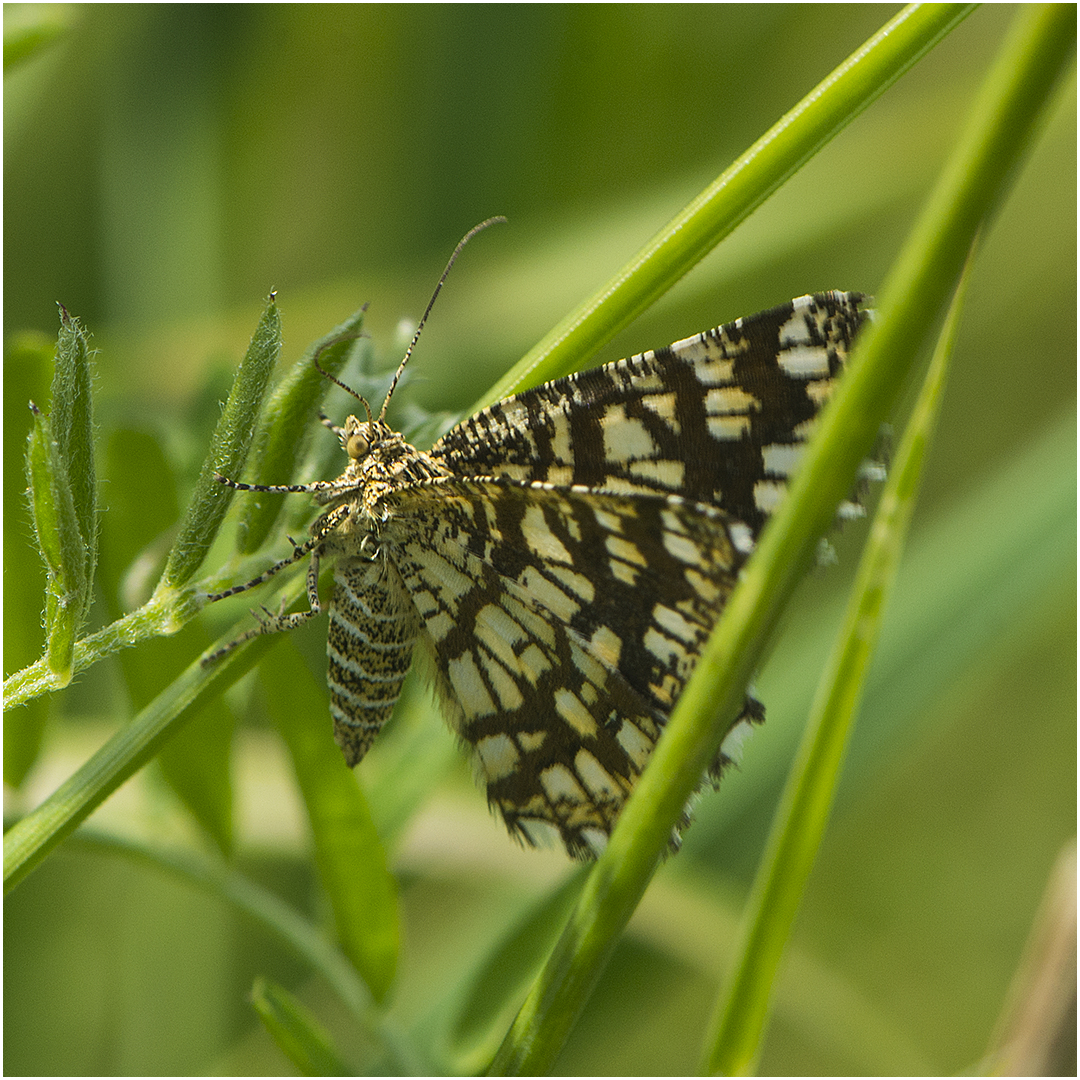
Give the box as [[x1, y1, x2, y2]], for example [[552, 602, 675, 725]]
[[701, 244, 970, 1078], [487, 7, 1075, 1075], [476, 3, 974, 409], [702, 411, 1075, 846]]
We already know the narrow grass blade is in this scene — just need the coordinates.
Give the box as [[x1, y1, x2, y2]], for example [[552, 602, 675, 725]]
[[476, 4, 974, 408], [487, 7, 1075, 1074], [702, 246, 971, 1078]]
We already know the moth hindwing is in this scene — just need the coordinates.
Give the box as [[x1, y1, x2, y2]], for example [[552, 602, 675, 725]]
[[207, 290, 868, 859]]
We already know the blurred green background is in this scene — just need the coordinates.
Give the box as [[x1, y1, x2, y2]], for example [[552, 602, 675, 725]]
[[4, 4, 1074, 1075]]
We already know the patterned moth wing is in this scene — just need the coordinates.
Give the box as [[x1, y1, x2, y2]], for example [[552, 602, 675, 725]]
[[433, 290, 867, 536], [212, 291, 868, 859], [384, 479, 750, 858], [407, 290, 868, 855]]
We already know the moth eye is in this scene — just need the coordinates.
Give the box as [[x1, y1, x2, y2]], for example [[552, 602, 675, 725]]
[[347, 431, 370, 459]]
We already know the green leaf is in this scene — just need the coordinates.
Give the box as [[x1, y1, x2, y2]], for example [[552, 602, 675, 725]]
[[24, 404, 88, 684], [49, 307, 98, 615], [251, 976, 350, 1076], [160, 294, 283, 591], [260, 640, 400, 1003], [16, 308, 99, 686], [239, 307, 368, 554]]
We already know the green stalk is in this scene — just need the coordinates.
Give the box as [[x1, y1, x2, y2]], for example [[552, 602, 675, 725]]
[[475, 3, 974, 409], [3, 584, 201, 707], [488, 6, 1075, 1074], [3, 576, 303, 893], [702, 246, 972, 1077]]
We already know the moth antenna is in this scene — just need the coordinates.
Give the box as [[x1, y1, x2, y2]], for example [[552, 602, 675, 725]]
[[312, 332, 374, 425], [378, 216, 507, 422]]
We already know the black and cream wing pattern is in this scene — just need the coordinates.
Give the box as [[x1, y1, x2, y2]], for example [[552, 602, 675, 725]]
[[209, 291, 868, 859]]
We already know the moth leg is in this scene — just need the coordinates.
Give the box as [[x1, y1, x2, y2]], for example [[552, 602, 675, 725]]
[[201, 501, 352, 665], [205, 532, 321, 605], [202, 549, 324, 665]]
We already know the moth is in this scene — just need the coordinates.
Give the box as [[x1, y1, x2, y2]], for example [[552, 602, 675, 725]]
[[206, 230, 868, 859]]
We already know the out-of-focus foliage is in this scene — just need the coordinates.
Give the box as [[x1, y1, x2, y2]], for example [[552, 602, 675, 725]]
[[4, 5, 1073, 1075]]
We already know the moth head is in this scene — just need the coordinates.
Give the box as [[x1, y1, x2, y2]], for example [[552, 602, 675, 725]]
[[342, 415, 373, 461]]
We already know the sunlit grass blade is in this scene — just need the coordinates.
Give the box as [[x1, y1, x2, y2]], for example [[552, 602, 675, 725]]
[[701, 244, 971, 1078], [487, 7, 1075, 1074], [476, 3, 974, 408]]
